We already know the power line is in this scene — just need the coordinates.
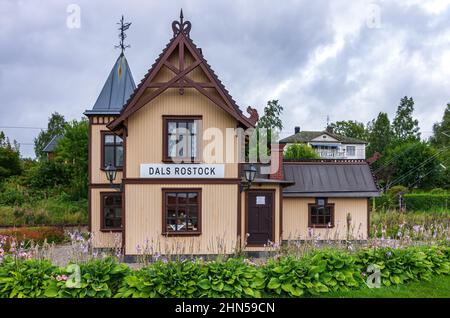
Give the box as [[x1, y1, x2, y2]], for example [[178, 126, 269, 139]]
[[0, 126, 46, 130]]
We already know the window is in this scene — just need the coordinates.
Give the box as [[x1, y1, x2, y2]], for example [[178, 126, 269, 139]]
[[163, 117, 201, 162], [101, 193, 122, 231], [346, 145, 356, 156], [102, 132, 123, 169], [162, 189, 201, 235], [308, 198, 334, 228]]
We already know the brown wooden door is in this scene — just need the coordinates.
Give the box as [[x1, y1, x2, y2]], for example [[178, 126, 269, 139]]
[[247, 191, 274, 246]]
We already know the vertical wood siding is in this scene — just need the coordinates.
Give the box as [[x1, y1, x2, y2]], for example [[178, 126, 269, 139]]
[[126, 88, 239, 178], [90, 188, 122, 248], [282, 197, 369, 240], [125, 184, 238, 255], [90, 124, 123, 184]]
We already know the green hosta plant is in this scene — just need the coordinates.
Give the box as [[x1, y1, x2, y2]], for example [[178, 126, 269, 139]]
[[0, 256, 56, 298], [197, 258, 265, 298], [45, 257, 129, 298], [116, 259, 204, 298]]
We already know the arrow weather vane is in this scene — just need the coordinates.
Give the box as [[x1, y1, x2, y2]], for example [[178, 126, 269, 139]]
[[115, 15, 131, 54]]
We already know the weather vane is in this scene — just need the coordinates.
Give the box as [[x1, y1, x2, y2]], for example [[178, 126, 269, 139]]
[[115, 15, 131, 54]]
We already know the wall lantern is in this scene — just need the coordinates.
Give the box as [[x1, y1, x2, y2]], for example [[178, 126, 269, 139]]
[[104, 163, 122, 191], [241, 164, 257, 192]]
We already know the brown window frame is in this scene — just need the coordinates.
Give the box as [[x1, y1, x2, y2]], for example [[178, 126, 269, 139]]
[[162, 116, 202, 163], [101, 131, 124, 170], [162, 188, 202, 236], [100, 192, 123, 232], [308, 198, 335, 228]]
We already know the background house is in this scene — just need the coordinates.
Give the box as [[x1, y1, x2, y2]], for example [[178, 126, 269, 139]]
[[280, 127, 367, 159]]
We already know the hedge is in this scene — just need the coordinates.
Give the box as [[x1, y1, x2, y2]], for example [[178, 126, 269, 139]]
[[403, 193, 449, 211], [374, 193, 450, 211], [0, 245, 449, 298]]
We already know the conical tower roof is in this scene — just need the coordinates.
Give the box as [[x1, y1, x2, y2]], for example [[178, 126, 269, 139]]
[[84, 53, 136, 115]]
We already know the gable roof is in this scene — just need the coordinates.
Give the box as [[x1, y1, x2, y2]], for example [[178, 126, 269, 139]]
[[107, 13, 257, 131], [84, 53, 136, 115], [280, 131, 367, 144], [43, 135, 62, 153], [283, 161, 379, 197]]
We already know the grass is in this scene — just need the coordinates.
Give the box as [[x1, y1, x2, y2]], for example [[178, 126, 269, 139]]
[[321, 275, 450, 298]]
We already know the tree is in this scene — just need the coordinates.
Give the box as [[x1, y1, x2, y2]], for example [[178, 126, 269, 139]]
[[430, 103, 450, 148], [34, 112, 66, 160], [54, 119, 88, 199], [392, 96, 420, 144], [0, 131, 21, 180], [384, 141, 441, 190], [249, 100, 284, 161], [328, 120, 367, 140], [366, 112, 392, 157], [284, 143, 319, 160]]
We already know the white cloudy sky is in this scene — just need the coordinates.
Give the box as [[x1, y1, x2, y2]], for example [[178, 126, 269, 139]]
[[1, 0, 450, 158]]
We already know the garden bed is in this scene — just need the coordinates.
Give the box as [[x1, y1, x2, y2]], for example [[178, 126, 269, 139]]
[[0, 244, 449, 298]]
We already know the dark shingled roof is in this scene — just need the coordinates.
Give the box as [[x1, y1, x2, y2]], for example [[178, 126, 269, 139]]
[[283, 161, 379, 197], [43, 135, 62, 153], [84, 53, 136, 115], [279, 131, 367, 144]]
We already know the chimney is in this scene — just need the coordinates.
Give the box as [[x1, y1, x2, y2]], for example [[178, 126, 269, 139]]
[[294, 126, 300, 134], [270, 143, 285, 180]]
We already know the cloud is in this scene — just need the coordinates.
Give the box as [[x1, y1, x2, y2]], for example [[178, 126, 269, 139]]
[[0, 0, 449, 157]]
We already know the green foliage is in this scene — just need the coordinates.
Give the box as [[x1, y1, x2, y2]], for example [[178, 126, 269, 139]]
[[0, 257, 56, 298], [44, 258, 129, 298], [354, 246, 450, 287], [33, 112, 66, 160], [328, 120, 367, 140], [385, 141, 441, 189], [430, 103, 450, 148], [27, 160, 70, 189], [0, 192, 87, 226], [0, 132, 21, 181], [55, 119, 88, 200], [284, 143, 319, 160], [263, 250, 362, 297], [367, 112, 392, 157], [249, 100, 284, 160], [256, 100, 284, 132], [392, 96, 421, 145], [403, 193, 450, 211], [0, 246, 449, 298]]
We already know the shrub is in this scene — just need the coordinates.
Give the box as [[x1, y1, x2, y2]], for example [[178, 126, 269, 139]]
[[284, 143, 319, 160], [263, 249, 363, 297], [0, 245, 449, 298], [403, 193, 450, 211], [27, 160, 70, 190], [0, 227, 66, 245], [0, 257, 56, 298], [45, 257, 129, 298]]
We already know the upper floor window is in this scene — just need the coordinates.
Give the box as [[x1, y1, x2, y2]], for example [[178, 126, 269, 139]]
[[346, 145, 356, 156], [308, 198, 334, 228], [163, 116, 201, 162], [162, 189, 201, 235], [101, 192, 122, 231], [102, 132, 123, 169]]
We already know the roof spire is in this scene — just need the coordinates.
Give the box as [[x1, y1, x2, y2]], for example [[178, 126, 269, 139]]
[[172, 9, 191, 38], [115, 15, 132, 54]]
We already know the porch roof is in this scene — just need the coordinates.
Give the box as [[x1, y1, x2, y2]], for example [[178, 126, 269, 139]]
[[282, 161, 380, 197]]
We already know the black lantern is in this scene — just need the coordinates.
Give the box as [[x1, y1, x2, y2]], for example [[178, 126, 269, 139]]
[[241, 164, 257, 192], [104, 163, 117, 184], [245, 165, 257, 183]]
